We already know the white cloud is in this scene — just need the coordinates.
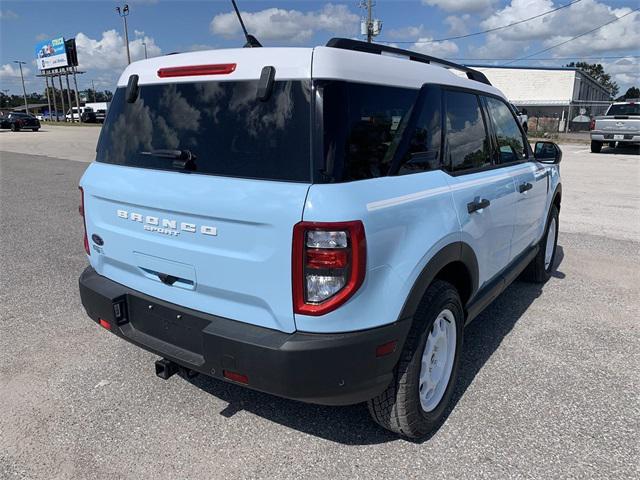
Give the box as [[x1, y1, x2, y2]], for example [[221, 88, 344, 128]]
[[210, 4, 359, 43], [386, 25, 426, 39], [134, 30, 145, 37], [470, 0, 640, 61], [602, 57, 640, 90], [0, 9, 18, 20], [445, 14, 471, 36], [422, 0, 496, 13], [0, 63, 31, 79], [75, 30, 162, 70], [411, 38, 460, 58]]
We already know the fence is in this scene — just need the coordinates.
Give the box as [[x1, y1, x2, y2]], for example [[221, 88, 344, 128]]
[[524, 101, 612, 134]]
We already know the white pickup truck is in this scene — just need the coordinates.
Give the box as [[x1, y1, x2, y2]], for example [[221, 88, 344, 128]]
[[590, 101, 640, 152]]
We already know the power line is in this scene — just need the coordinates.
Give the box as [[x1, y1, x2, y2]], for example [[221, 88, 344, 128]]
[[445, 55, 640, 61], [502, 8, 639, 65], [378, 0, 583, 44]]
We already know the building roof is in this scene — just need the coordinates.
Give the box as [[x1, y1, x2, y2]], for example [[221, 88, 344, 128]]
[[12, 103, 49, 111]]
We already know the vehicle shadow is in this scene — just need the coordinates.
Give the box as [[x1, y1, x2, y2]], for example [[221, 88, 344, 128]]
[[599, 145, 640, 155], [185, 246, 566, 445]]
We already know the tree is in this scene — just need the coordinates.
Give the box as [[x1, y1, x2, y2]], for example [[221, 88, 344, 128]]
[[566, 62, 619, 98], [616, 86, 640, 101]]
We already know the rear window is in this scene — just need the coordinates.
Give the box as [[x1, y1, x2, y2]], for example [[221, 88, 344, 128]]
[[97, 80, 312, 182], [606, 103, 640, 116]]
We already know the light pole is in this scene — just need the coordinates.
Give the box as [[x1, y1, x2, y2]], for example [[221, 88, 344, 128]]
[[115, 4, 131, 65], [91, 79, 97, 102], [13, 60, 29, 114], [142, 42, 148, 59]]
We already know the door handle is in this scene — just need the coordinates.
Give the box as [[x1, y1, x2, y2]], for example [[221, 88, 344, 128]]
[[518, 182, 533, 193], [467, 198, 490, 213]]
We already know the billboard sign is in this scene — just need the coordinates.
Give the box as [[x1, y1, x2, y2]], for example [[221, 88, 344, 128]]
[[35, 37, 68, 70]]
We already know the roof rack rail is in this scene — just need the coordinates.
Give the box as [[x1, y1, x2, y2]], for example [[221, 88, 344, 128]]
[[325, 38, 492, 87]]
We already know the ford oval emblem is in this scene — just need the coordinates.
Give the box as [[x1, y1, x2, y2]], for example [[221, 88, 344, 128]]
[[91, 234, 104, 246]]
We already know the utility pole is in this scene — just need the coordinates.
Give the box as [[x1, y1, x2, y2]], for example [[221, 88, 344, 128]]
[[116, 4, 131, 64], [360, 1, 381, 43], [14, 60, 29, 114], [91, 80, 97, 102], [142, 42, 148, 59]]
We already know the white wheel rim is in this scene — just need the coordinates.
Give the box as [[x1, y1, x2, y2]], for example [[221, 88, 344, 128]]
[[419, 309, 457, 412], [545, 218, 557, 270]]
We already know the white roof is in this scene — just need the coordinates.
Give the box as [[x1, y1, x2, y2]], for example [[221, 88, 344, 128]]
[[117, 45, 504, 98]]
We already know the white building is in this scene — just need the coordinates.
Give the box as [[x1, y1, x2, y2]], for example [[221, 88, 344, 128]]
[[466, 65, 612, 131]]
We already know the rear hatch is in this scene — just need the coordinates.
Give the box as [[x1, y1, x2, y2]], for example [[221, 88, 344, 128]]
[[596, 103, 640, 134], [80, 48, 313, 333]]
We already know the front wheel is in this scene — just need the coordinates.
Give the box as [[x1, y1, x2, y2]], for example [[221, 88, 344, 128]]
[[368, 280, 463, 438], [10, 124, 19, 132], [591, 140, 602, 153], [523, 205, 559, 283], [32, 128, 39, 132]]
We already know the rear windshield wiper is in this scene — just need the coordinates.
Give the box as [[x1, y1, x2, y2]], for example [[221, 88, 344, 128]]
[[139, 149, 197, 171]]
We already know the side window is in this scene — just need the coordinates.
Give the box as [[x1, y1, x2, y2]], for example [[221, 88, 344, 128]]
[[485, 97, 527, 164], [396, 88, 442, 175], [444, 91, 491, 172]]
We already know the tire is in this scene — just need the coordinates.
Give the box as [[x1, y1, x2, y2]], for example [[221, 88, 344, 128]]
[[10, 124, 19, 132], [608, 142, 616, 148], [368, 280, 463, 438], [590, 140, 602, 153], [523, 205, 559, 283], [32, 128, 39, 132]]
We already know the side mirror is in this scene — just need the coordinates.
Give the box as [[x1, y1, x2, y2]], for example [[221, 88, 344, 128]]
[[534, 141, 562, 164]]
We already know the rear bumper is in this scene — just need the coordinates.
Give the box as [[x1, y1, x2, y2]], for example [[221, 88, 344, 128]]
[[591, 132, 640, 143], [78, 266, 411, 405]]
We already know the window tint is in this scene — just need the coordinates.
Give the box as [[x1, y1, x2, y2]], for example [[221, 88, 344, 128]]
[[485, 97, 527, 164], [396, 88, 442, 175], [607, 103, 640, 116], [97, 80, 312, 182], [445, 91, 491, 172], [320, 81, 419, 182]]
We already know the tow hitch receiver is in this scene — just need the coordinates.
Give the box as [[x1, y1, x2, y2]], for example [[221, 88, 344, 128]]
[[155, 358, 178, 380]]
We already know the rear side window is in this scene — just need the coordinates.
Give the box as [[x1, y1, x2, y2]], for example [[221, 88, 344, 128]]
[[320, 81, 419, 182], [97, 80, 312, 182], [396, 88, 442, 176], [485, 96, 527, 164], [444, 90, 491, 173]]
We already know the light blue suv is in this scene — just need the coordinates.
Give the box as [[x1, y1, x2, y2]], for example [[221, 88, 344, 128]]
[[78, 39, 562, 438]]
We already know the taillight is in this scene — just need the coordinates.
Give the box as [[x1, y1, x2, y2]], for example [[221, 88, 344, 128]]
[[292, 221, 366, 316], [79, 187, 90, 255], [589, 118, 596, 130]]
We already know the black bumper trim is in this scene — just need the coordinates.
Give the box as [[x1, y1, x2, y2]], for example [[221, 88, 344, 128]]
[[78, 266, 412, 406]]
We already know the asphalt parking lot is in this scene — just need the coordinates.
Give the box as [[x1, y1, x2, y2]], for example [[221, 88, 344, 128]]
[[1, 131, 638, 479]]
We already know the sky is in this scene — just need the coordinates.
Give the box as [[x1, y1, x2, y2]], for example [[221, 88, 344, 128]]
[[0, 0, 638, 95]]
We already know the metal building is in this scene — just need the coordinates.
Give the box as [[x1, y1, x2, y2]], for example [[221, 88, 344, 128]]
[[467, 65, 611, 132]]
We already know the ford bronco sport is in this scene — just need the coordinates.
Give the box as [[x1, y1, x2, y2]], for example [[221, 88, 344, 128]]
[[78, 38, 562, 438]]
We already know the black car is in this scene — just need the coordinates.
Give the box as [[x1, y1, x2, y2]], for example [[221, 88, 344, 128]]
[[0, 112, 41, 131], [81, 110, 97, 123]]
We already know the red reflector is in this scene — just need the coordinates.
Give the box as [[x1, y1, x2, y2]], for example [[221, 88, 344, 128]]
[[223, 370, 249, 384], [375, 340, 397, 357], [306, 249, 348, 269], [157, 63, 236, 78], [98, 318, 111, 330]]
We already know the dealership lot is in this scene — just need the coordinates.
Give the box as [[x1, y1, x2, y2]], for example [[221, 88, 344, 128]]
[[0, 134, 638, 478]]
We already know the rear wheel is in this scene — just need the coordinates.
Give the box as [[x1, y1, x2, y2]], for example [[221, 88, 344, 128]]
[[368, 280, 463, 438], [523, 205, 559, 283], [10, 124, 19, 132], [590, 140, 602, 153], [608, 141, 616, 148], [32, 128, 39, 132]]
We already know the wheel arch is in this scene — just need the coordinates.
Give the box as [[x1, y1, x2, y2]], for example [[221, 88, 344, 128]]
[[552, 183, 562, 212], [398, 242, 478, 323]]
